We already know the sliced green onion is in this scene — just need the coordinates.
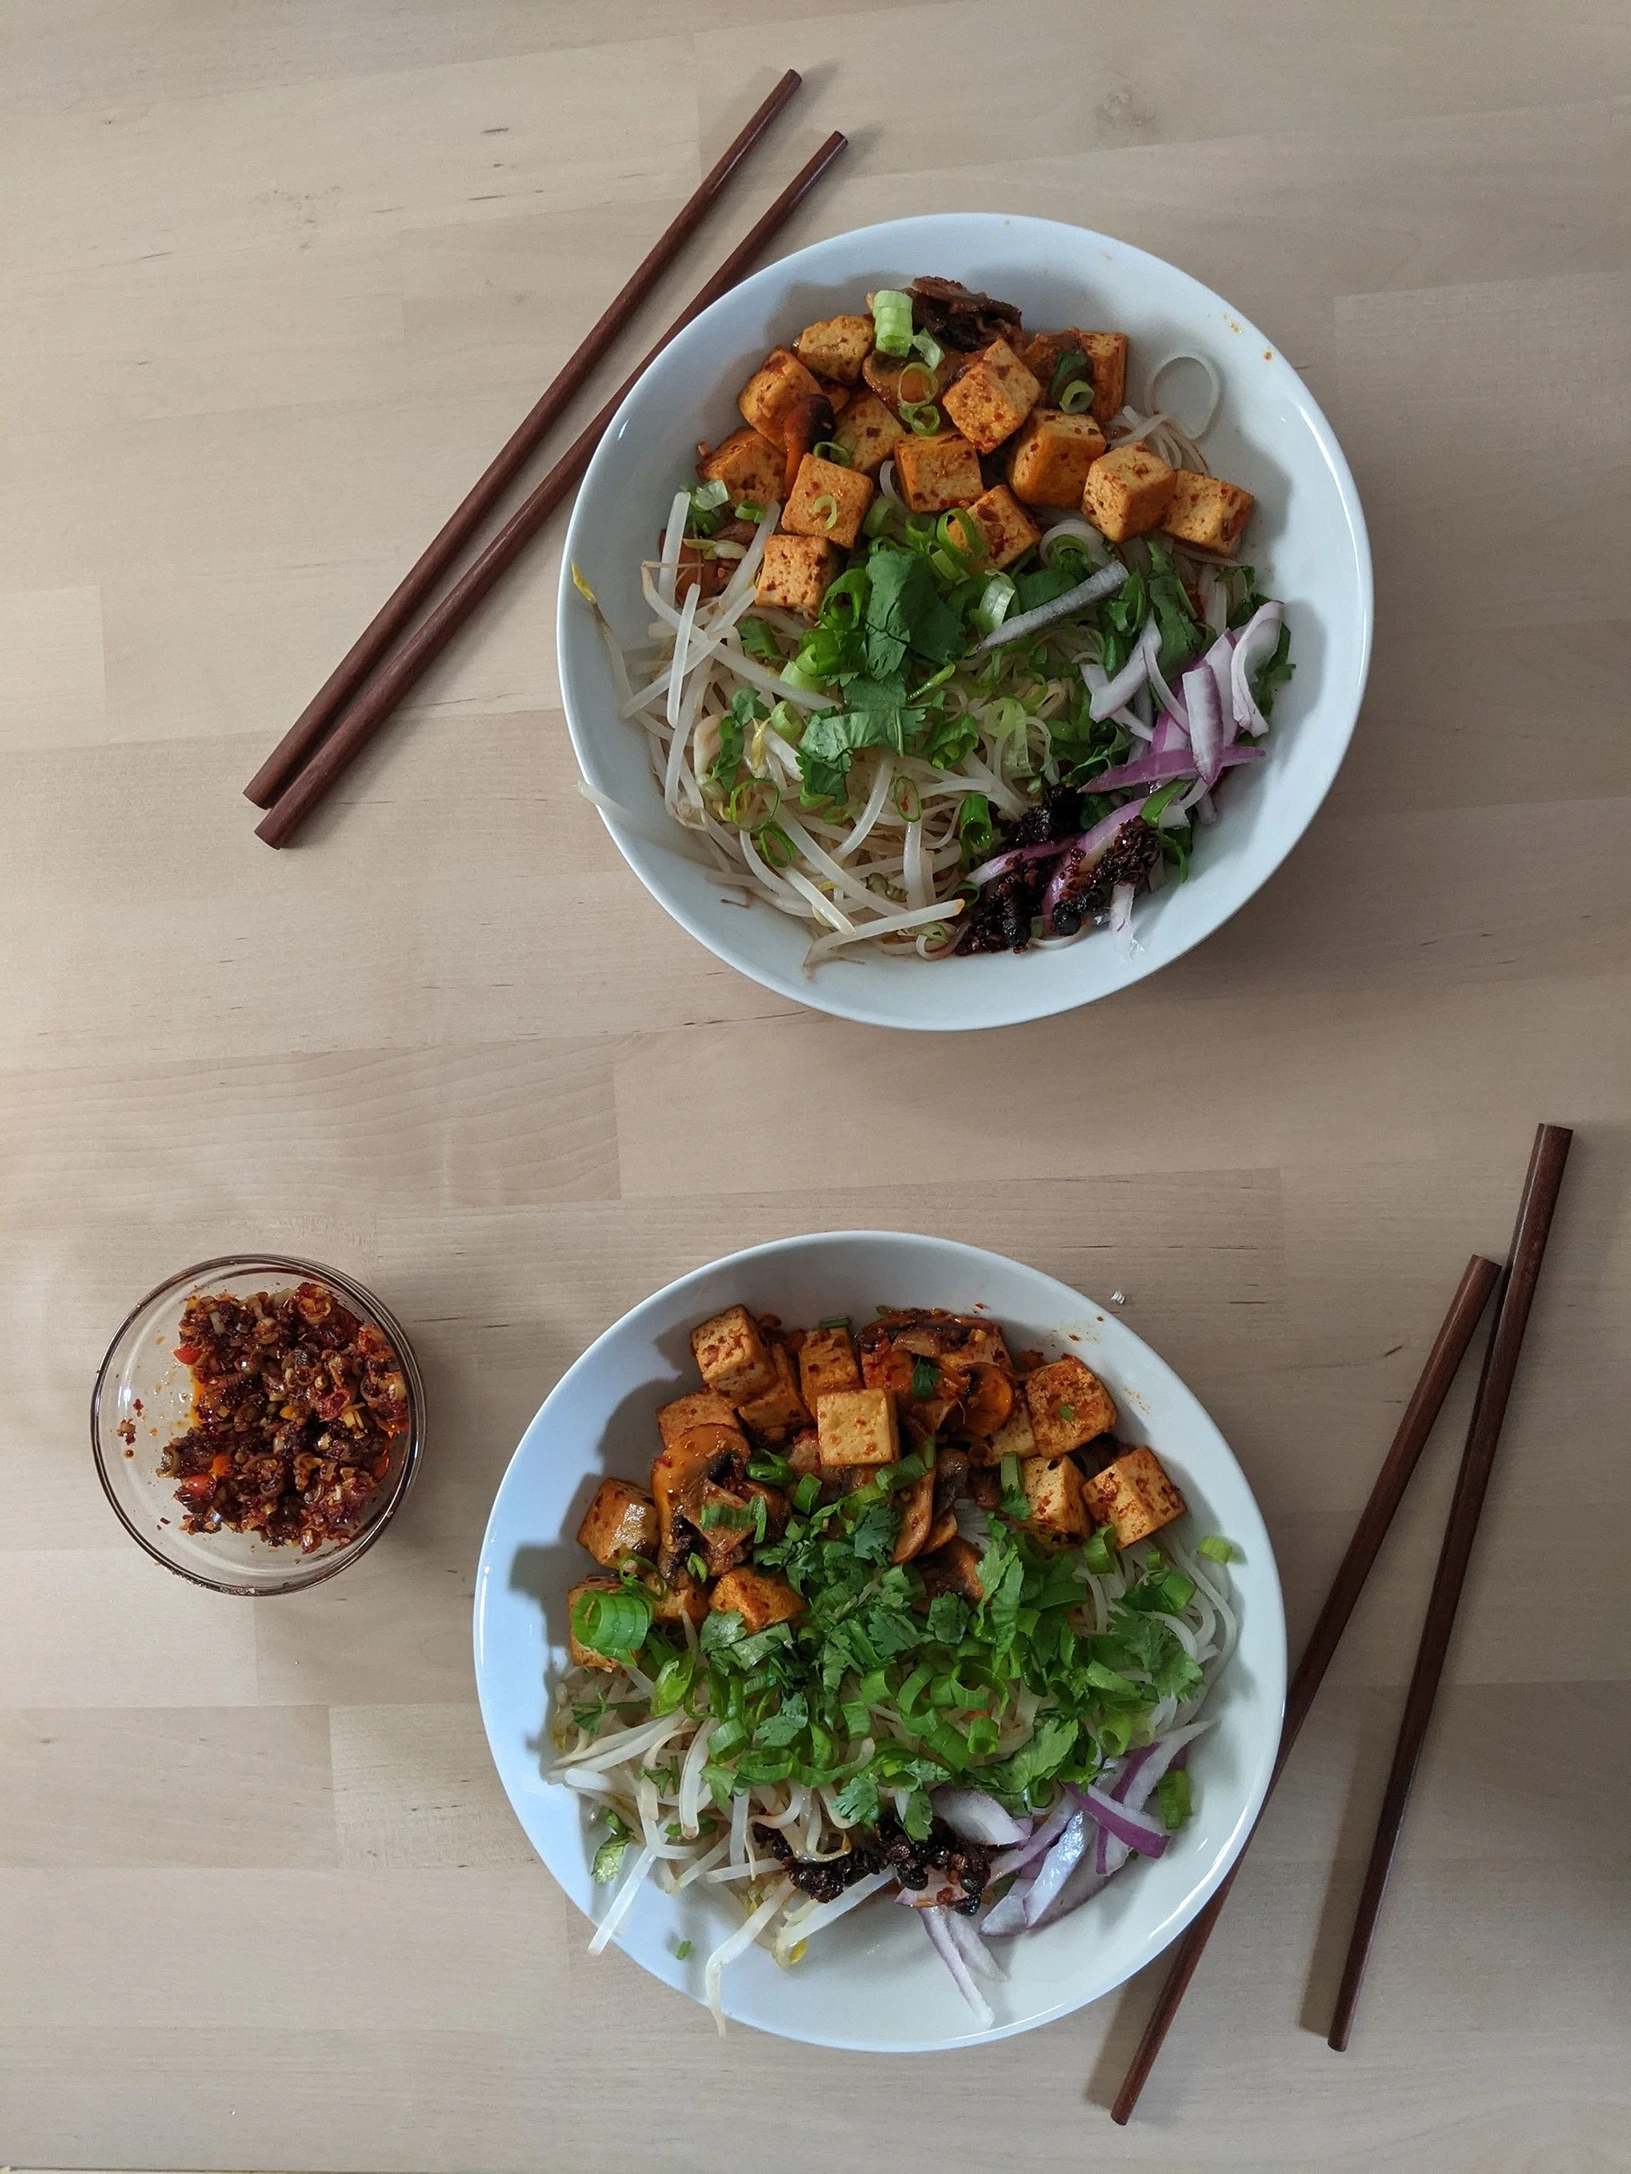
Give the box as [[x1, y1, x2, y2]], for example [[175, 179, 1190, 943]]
[[899, 400, 941, 436], [911, 328, 944, 369], [1058, 1401, 1076, 1424], [811, 441, 850, 466], [689, 477, 730, 512], [871, 289, 914, 358], [971, 572, 1016, 637], [808, 492, 841, 532], [1158, 1768, 1193, 1831], [1198, 1534, 1236, 1564], [894, 775, 922, 823], [792, 1473, 820, 1514], [780, 655, 828, 692], [572, 1584, 652, 1659], [1082, 1524, 1118, 1576], [757, 824, 796, 869], [1048, 350, 1088, 404], [591, 1830, 630, 1883], [938, 507, 986, 560], [819, 1314, 851, 1329], [957, 792, 993, 862], [733, 499, 765, 522], [675, 1938, 693, 1960], [687, 1550, 708, 1583], [863, 495, 898, 538], [928, 546, 965, 583], [698, 1502, 754, 1531], [1059, 379, 1094, 415]]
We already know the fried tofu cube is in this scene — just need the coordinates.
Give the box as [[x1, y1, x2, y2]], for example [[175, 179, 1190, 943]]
[[656, 1389, 739, 1455], [815, 1387, 899, 1468], [793, 313, 874, 385], [566, 1577, 623, 1670], [692, 1305, 778, 1402], [798, 1325, 862, 1406], [735, 1343, 811, 1442], [754, 532, 840, 620], [832, 388, 905, 476], [965, 484, 1042, 571], [940, 338, 1041, 454], [918, 1535, 984, 1604], [1081, 332, 1128, 426], [1162, 469, 1255, 556], [1026, 1357, 1118, 1459], [782, 452, 875, 551], [975, 1398, 1040, 1466], [576, 1478, 659, 1568], [1081, 1445, 1186, 1548], [646, 1570, 709, 1627], [862, 349, 945, 416], [1018, 329, 1087, 389], [1020, 1455, 1089, 1545], [893, 431, 984, 513], [710, 1566, 804, 1632], [1005, 410, 1108, 508], [697, 426, 784, 507], [1083, 445, 1177, 543], [737, 347, 823, 443]]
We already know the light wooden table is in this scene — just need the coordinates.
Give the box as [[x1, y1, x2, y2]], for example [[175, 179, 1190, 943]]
[[4, 4, 1628, 2169]]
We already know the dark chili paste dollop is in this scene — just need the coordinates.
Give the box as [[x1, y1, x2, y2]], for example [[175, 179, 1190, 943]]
[[159, 1281, 409, 1552]]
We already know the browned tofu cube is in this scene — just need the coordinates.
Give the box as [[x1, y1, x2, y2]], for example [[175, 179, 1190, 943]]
[[1019, 1456, 1089, 1546], [1083, 445, 1177, 542], [797, 1325, 862, 1406], [566, 1576, 624, 1671], [832, 388, 905, 476], [1162, 469, 1255, 556], [1005, 410, 1108, 508], [656, 1389, 738, 1454], [754, 532, 841, 620], [737, 347, 823, 443], [974, 1397, 1039, 1466], [735, 1343, 811, 1442], [815, 1387, 899, 1467], [575, 1478, 658, 1568], [1025, 1357, 1118, 1458], [893, 431, 984, 513], [862, 349, 945, 416], [691, 1305, 777, 1401], [793, 313, 874, 385], [782, 452, 875, 551], [940, 338, 1041, 454], [1081, 333, 1128, 425], [1081, 1445, 1186, 1548], [710, 1566, 804, 1632], [697, 426, 784, 507], [918, 1535, 984, 1604], [1019, 329, 1088, 389], [965, 483, 1042, 570]]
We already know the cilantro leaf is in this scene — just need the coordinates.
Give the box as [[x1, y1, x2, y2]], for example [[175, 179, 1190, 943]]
[[863, 546, 963, 679], [1144, 541, 1205, 679], [1251, 622, 1295, 720], [832, 1768, 880, 1825]]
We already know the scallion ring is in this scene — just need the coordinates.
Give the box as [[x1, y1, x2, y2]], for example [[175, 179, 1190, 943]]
[[1048, 350, 1089, 405], [808, 493, 841, 532], [870, 288, 914, 358], [1059, 379, 1095, 415], [758, 824, 796, 870], [899, 400, 941, 436], [898, 360, 937, 407], [938, 507, 986, 560], [810, 441, 850, 466], [893, 774, 922, 822]]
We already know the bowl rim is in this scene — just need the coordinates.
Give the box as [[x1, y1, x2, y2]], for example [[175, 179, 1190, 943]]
[[90, 1252, 425, 1597], [472, 1226, 1287, 2049], [558, 209, 1374, 1032]]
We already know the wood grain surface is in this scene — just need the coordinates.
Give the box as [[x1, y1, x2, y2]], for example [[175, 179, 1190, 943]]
[[3, 4, 1628, 2170]]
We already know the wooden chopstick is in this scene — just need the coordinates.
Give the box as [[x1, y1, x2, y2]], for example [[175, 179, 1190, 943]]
[[1327, 1122, 1573, 2050], [255, 127, 846, 849], [243, 68, 806, 810], [1110, 1252, 1503, 2123]]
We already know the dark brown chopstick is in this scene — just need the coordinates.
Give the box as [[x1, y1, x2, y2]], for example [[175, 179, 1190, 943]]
[[1110, 1252, 1502, 2123], [255, 128, 846, 849], [243, 68, 805, 809], [1327, 1122, 1572, 2050]]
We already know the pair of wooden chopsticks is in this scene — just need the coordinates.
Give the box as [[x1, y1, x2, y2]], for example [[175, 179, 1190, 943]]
[[1113, 1120, 1572, 2121], [245, 72, 845, 848]]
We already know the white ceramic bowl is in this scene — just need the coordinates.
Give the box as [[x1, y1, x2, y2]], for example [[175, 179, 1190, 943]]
[[558, 212, 1371, 1032], [473, 1231, 1285, 2051]]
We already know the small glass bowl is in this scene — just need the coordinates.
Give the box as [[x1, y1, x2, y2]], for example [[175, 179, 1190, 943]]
[[91, 1255, 425, 1596]]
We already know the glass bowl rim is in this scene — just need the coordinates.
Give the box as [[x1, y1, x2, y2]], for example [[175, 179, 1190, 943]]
[[90, 1251, 425, 1598]]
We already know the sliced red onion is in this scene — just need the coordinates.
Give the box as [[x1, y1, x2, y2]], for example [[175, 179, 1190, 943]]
[[1150, 711, 1187, 757], [1230, 599, 1284, 737], [944, 1904, 1007, 1981], [1030, 1852, 1113, 1930], [1085, 643, 1151, 723], [1109, 881, 1138, 960], [1111, 1721, 1212, 1817], [1038, 802, 1149, 933], [1082, 743, 1263, 797], [1180, 663, 1225, 788], [1203, 632, 1236, 745], [990, 1797, 1073, 1879], [1194, 789, 1217, 826], [1022, 1810, 1090, 1925], [964, 835, 1073, 890], [921, 1907, 995, 2030], [1082, 1783, 1168, 1856], [979, 1876, 1035, 1938], [1095, 1820, 1130, 1878], [972, 561, 1128, 653], [933, 1788, 1030, 1848]]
